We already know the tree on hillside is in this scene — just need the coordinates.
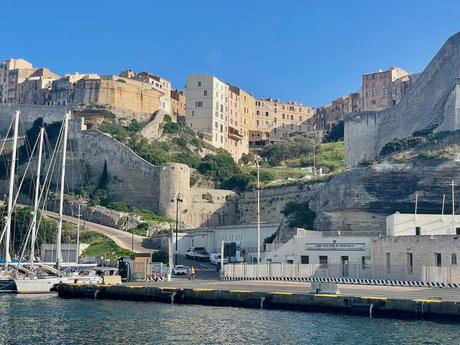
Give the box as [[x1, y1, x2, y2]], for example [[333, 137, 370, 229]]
[[198, 151, 241, 183], [324, 121, 344, 143], [260, 137, 314, 166]]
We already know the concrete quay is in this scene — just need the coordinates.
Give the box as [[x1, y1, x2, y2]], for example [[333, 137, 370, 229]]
[[56, 280, 460, 322]]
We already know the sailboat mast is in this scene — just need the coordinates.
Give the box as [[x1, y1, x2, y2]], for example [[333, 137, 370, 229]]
[[30, 127, 44, 265], [4, 111, 20, 263], [56, 112, 70, 270]]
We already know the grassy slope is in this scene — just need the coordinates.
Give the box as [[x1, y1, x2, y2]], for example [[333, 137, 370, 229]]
[[80, 231, 132, 260]]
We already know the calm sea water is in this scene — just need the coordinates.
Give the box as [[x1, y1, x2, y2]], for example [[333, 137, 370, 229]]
[[0, 294, 459, 345]]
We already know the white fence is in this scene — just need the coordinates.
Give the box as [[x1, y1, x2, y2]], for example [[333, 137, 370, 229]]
[[223, 263, 460, 284]]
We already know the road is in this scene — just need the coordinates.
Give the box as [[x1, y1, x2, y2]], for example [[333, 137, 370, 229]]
[[131, 279, 460, 302], [174, 255, 219, 280], [44, 211, 154, 253]]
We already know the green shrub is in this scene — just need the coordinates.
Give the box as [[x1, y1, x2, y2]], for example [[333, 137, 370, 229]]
[[162, 122, 181, 134], [163, 114, 172, 123], [250, 169, 275, 183], [107, 201, 131, 212], [222, 173, 256, 191], [282, 201, 316, 229], [98, 122, 129, 142], [198, 152, 241, 183], [261, 137, 314, 166], [324, 121, 344, 142], [380, 136, 424, 155]]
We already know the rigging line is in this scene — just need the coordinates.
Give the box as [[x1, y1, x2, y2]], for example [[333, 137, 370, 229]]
[[35, 122, 65, 249], [0, 132, 40, 249]]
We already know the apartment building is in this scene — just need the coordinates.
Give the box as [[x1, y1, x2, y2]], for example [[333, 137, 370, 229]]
[[361, 67, 410, 111], [238, 88, 256, 155], [316, 92, 360, 131], [250, 98, 315, 150], [18, 68, 59, 105], [186, 74, 229, 150], [0, 59, 36, 104], [171, 89, 186, 122]]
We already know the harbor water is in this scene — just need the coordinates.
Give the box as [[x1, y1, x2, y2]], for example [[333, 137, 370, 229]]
[[0, 294, 459, 345]]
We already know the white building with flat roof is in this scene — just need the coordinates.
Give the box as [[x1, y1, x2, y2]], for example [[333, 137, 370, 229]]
[[151, 223, 279, 260], [386, 212, 460, 236], [186, 74, 228, 150], [264, 229, 372, 269]]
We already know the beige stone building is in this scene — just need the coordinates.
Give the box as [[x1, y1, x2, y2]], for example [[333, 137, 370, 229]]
[[73, 76, 165, 121], [18, 68, 59, 105], [316, 92, 360, 131], [120, 70, 172, 114], [361, 67, 411, 111], [170, 89, 186, 122], [48, 73, 100, 106], [186, 74, 252, 161], [238, 88, 256, 155], [0, 59, 36, 104], [250, 98, 315, 150]]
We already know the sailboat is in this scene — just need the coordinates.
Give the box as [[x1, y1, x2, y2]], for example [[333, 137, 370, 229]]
[[0, 110, 20, 292], [13, 112, 101, 293]]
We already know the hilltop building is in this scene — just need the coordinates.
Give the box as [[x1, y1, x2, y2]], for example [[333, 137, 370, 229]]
[[18, 68, 59, 105], [0, 59, 37, 104], [171, 89, 186, 121], [250, 98, 316, 150], [361, 67, 413, 112], [315, 92, 360, 131], [185, 74, 316, 160]]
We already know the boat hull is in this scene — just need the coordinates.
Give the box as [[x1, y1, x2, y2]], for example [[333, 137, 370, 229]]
[[14, 276, 102, 294], [14, 277, 71, 294], [0, 279, 17, 293]]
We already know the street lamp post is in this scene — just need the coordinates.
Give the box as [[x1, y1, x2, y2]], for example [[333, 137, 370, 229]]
[[172, 194, 183, 267], [256, 158, 261, 264]]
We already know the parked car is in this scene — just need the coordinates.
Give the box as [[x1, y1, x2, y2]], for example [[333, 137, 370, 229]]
[[186, 247, 210, 261], [209, 253, 229, 265], [172, 265, 189, 275]]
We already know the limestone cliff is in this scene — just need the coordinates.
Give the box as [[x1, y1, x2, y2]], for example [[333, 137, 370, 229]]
[[345, 32, 460, 167], [275, 132, 460, 241]]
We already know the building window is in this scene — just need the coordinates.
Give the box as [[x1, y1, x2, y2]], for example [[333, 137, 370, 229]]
[[385, 253, 391, 273], [452, 254, 457, 265], [204, 90, 207, 96], [415, 227, 421, 236], [361, 256, 371, 269], [195, 101, 203, 107], [197, 81, 201, 87], [456, 228, 460, 235], [407, 253, 413, 274], [319, 256, 328, 268], [435, 253, 442, 267], [301, 255, 309, 264]]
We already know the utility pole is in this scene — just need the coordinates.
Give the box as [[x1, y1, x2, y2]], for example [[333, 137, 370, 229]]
[[174, 194, 183, 266], [256, 158, 261, 264], [452, 180, 456, 233], [76, 204, 81, 264]]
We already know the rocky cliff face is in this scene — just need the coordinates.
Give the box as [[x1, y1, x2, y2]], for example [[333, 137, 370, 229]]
[[345, 32, 460, 167], [276, 133, 460, 241]]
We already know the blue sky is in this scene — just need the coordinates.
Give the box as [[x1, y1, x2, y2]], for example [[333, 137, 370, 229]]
[[2, 1, 460, 106]]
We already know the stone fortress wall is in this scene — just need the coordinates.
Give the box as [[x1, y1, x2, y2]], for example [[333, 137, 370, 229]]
[[0, 104, 237, 229], [345, 32, 460, 167]]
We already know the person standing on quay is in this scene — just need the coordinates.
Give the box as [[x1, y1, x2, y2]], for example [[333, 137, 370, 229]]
[[189, 266, 196, 280]]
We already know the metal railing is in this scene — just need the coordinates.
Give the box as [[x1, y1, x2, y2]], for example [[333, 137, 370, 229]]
[[223, 263, 460, 284]]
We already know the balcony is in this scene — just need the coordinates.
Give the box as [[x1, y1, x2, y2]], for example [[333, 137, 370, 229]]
[[228, 126, 243, 140]]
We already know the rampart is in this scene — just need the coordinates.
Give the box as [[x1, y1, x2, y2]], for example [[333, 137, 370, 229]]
[[345, 32, 460, 167]]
